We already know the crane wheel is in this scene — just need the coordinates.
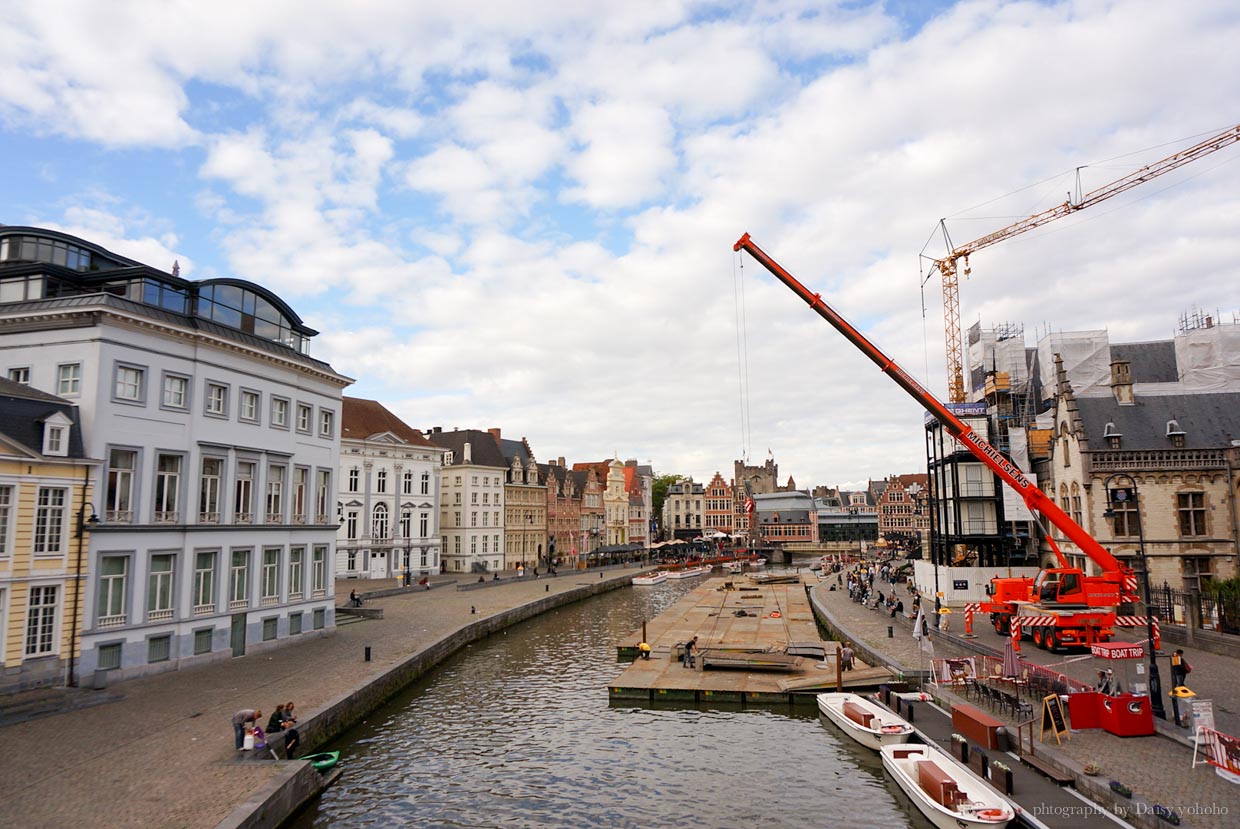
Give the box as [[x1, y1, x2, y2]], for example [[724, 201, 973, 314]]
[[992, 616, 1007, 635], [1032, 627, 1046, 649]]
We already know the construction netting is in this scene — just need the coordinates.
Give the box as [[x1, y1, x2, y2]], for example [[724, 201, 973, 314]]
[[1175, 323, 1240, 392]]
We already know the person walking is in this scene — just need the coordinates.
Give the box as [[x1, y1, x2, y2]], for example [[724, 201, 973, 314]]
[[1170, 649, 1191, 687], [231, 708, 262, 750], [841, 642, 855, 671], [684, 636, 699, 669]]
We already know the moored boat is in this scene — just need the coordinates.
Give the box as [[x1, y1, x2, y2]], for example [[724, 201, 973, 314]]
[[723, 561, 744, 574], [817, 692, 914, 750], [667, 565, 710, 579], [880, 744, 1014, 829], [301, 751, 341, 772], [631, 571, 669, 585]]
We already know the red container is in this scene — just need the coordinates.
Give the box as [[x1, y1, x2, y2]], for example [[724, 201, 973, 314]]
[[1100, 693, 1154, 737], [1067, 691, 1102, 730]]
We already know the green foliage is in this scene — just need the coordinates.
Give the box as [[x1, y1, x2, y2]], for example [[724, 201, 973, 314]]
[[1205, 574, 1240, 600], [651, 474, 681, 529]]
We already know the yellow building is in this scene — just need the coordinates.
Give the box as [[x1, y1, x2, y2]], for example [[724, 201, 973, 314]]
[[1, 379, 97, 693]]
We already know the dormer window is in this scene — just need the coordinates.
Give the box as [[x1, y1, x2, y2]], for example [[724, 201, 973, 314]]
[[41, 412, 72, 457], [1166, 419, 1187, 449], [1103, 421, 1122, 450]]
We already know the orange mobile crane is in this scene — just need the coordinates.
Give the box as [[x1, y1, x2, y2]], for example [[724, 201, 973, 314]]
[[734, 233, 1147, 653], [928, 122, 1240, 403]]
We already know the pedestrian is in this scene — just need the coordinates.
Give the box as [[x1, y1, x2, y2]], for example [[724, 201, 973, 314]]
[[266, 704, 286, 734], [419, 575, 430, 589], [232, 708, 262, 750], [638, 641, 651, 660], [841, 642, 855, 671], [349, 589, 361, 607], [1170, 649, 1191, 687], [684, 636, 699, 669], [892, 599, 904, 618], [279, 701, 301, 758]]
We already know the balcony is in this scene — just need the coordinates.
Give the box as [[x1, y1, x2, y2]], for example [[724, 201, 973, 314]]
[[266, 512, 283, 523], [228, 598, 248, 611], [199, 511, 220, 524], [97, 614, 126, 629], [106, 510, 133, 523], [154, 511, 179, 524], [235, 512, 254, 525], [260, 595, 279, 607], [147, 608, 173, 622], [193, 603, 215, 617], [293, 514, 307, 525], [288, 591, 302, 602]]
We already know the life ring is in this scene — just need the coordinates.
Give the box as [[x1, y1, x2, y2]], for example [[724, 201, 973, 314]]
[[880, 724, 907, 734], [769, 611, 781, 618], [977, 808, 1007, 821]]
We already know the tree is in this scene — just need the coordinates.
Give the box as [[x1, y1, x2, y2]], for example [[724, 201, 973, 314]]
[[651, 474, 681, 536]]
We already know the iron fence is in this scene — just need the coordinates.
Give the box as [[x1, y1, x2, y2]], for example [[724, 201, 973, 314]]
[[1150, 583, 1240, 635]]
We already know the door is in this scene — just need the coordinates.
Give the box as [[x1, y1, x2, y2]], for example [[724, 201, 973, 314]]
[[372, 551, 387, 579], [231, 614, 247, 657]]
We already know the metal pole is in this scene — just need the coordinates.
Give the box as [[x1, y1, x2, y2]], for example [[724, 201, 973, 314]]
[[1133, 483, 1166, 720]]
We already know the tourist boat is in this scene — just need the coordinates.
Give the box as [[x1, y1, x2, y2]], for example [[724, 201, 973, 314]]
[[631, 572, 669, 586], [667, 565, 710, 579], [301, 751, 341, 772], [816, 692, 914, 751], [880, 744, 1014, 829], [748, 557, 766, 568], [723, 561, 744, 574]]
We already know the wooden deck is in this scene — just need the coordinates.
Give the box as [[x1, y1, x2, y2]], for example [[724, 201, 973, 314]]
[[610, 575, 895, 705]]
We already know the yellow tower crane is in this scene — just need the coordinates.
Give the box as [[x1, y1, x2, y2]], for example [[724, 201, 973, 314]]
[[927, 123, 1240, 403]]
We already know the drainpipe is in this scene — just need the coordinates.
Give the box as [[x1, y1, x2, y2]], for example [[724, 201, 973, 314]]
[[67, 465, 90, 687]]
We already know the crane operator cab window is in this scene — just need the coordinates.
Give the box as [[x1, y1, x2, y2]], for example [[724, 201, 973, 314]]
[[1058, 572, 1081, 601], [1040, 576, 1059, 603]]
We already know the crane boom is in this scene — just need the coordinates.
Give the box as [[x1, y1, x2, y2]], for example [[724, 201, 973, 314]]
[[733, 233, 1130, 583], [931, 122, 1240, 402]]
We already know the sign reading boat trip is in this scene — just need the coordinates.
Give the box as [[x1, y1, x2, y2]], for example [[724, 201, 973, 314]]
[[1090, 642, 1144, 660], [1041, 694, 1069, 745]]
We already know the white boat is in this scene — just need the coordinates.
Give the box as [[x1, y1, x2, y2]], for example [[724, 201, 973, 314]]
[[723, 561, 744, 574], [749, 557, 766, 568], [667, 565, 710, 579], [816, 693, 914, 750], [880, 743, 1015, 829], [631, 572, 668, 586]]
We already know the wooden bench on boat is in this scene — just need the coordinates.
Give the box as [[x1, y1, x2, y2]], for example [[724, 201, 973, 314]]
[[843, 700, 874, 728], [917, 759, 965, 809]]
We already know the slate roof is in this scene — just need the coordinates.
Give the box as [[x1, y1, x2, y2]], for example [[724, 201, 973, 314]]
[[1111, 341, 1179, 384], [0, 377, 87, 458], [539, 462, 568, 495], [341, 397, 434, 445], [424, 429, 509, 467], [496, 437, 534, 468], [1076, 392, 1240, 451]]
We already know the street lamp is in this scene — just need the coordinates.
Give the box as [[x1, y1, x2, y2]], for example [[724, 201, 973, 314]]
[[1102, 473, 1167, 721]]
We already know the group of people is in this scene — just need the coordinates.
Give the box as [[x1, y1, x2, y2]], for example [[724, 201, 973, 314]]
[[231, 701, 301, 758]]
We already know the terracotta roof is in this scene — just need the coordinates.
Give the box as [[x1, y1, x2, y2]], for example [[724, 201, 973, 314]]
[[341, 397, 433, 445]]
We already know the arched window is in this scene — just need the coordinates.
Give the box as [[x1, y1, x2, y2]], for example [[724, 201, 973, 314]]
[[1060, 422, 1070, 467], [372, 503, 389, 539]]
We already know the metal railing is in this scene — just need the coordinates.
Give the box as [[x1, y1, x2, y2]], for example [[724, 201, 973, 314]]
[[1149, 583, 1240, 635]]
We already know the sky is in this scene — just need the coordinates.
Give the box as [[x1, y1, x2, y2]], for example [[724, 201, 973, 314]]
[[3, 1, 1239, 490]]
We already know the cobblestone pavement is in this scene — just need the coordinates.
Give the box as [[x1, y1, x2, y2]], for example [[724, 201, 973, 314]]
[[0, 567, 639, 829], [811, 574, 1240, 829]]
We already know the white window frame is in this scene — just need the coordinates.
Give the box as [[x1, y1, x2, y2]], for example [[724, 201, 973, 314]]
[[193, 550, 217, 615], [311, 545, 327, 596], [239, 389, 260, 423], [318, 408, 334, 438], [289, 546, 304, 600], [161, 372, 190, 411], [229, 549, 250, 609], [234, 461, 256, 524], [402, 470, 414, 495], [33, 487, 67, 556], [154, 453, 182, 523], [113, 363, 146, 404], [296, 403, 312, 434], [199, 457, 223, 523], [7, 366, 31, 384], [266, 465, 286, 523], [292, 467, 308, 524], [56, 363, 81, 396], [261, 547, 281, 605], [0, 485, 11, 556], [205, 382, 228, 417], [271, 397, 290, 429], [43, 423, 67, 456], [147, 553, 175, 621], [97, 555, 128, 627], [24, 584, 59, 657]]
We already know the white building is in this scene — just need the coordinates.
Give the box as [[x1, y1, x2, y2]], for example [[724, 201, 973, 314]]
[[425, 428, 508, 573], [0, 227, 351, 684], [337, 398, 445, 580]]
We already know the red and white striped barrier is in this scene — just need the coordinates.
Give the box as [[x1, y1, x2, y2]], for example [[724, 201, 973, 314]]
[[1193, 727, 1240, 777], [1115, 615, 1161, 650], [964, 603, 981, 635]]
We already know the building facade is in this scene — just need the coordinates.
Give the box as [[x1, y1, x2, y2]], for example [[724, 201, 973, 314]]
[[337, 398, 444, 581], [0, 227, 349, 685], [425, 429, 508, 573], [492, 430, 547, 569], [0, 379, 97, 692], [877, 473, 929, 555], [663, 478, 704, 540], [703, 472, 734, 534]]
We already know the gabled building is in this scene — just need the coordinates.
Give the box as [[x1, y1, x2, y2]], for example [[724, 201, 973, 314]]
[[540, 458, 581, 567], [703, 472, 734, 535], [572, 465, 605, 559], [490, 429, 547, 569], [0, 226, 350, 685], [337, 398, 445, 581], [0, 379, 98, 692], [424, 428, 508, 573], [877, 473, 929, 555], [663, 477, 705, 540]]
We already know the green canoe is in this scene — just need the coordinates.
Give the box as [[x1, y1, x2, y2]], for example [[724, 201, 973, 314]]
[[301, 751, 340, 772]]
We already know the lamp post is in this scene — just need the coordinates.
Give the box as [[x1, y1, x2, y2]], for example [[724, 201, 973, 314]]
[[1102, 473, 1166, 721], [68, 499, 99, 687]]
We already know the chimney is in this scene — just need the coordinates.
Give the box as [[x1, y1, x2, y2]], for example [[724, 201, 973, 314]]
[[558, 456, 566, 467], [488, 427, 502, 442], [464, 442, 472, 463], [1110, 359, 1135, 405]]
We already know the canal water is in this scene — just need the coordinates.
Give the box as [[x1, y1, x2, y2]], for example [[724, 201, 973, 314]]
[[290, 578, 932, 828]]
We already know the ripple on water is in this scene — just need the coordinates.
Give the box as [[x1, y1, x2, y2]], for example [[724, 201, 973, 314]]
[[290, 579, 931, 829]]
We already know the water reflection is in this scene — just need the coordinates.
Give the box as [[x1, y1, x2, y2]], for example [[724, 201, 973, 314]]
[[291, 578, 929, 828]]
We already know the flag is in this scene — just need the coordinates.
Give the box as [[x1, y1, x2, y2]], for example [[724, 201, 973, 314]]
[[913, 608, 934, 655], [744, 496, 755, 515]]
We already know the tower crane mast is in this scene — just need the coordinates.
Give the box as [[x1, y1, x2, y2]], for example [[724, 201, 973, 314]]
[[929, 122, 1240, 403]]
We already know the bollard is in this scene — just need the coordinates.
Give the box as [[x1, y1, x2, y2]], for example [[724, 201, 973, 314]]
[[471, 605, 476, 615], [545, 584, 550, 592], [888, 626, 893, 638], [600, 572, 603, 579], [364, 646, 371, 661]]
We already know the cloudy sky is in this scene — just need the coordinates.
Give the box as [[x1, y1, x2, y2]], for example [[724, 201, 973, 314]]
[[3, 1, 1239, 489]]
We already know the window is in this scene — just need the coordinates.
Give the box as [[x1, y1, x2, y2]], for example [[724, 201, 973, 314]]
[[421, 472, 430, 495], [115, 364, 145, 402], [313, 608, 325, 630], [266, 465, 286, 522], [230, 550, 249, 607], [263, 617, 278, 641], [0, 486, 10, 555], [403, 471, 414, 495], [348, 468, 360, 492], [373, 504, 389, 539], [57, 363, 80, 396], [289, 613, 303, 635], [293, 468, 308, 523], [34, 487, 66, 555], [162, 374, 189, 409], [315, 470, 330, 522], [25, 586, 58, 656], [296, 404, 312, 433], [1111, 500, 1140, 537], [271, 397, 289, 428], [147, 554, 174, 620], [194, 628, 213, 655], [8, 366, 30, 384], [240, 390, 260, 422], [148, 635, 171, 663], [311, 545, 327, 596], [471, 511, 477, 527], [106, 449, 136, 523], [262, 548, 280, 604], [471, 492, 477, 505], [319, 409, 334, 438], [154, 454, 182, 522], [234, 461, 255, 523], [97, 556, 128, 626], [1182, 556, 1214, 591], [400, 510, 412, 539], [289, 546, 304, 599], [199, 457, 223, 523], [346, 509, 359, 539], [420, 512, 429, 538], [1178, 492, 1207, 537], [205, 383, 227, 416], [44, 424, 66, 456], [97, 642, 122, 670], [346, 547, 357, 571], [377, 469, 388, 494], [194, 551, 216, 613]]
